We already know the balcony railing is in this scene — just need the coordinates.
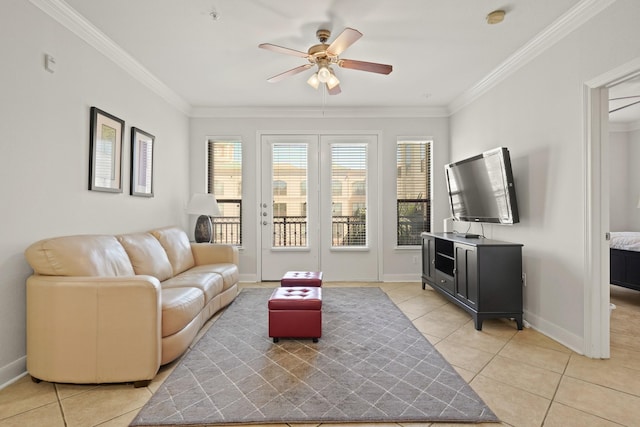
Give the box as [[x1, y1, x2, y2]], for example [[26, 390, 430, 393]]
[[209, 199, 430, 247], [211, 199, 242, 245], [212, 216, 241, 245], [271, 215, 367, 247], [397, 198, 431, 246], [272, 216, 307, 247], [331, 215, 366, 246]]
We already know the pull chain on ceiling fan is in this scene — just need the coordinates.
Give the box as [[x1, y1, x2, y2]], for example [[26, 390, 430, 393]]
[[259, 28, 393, 95]]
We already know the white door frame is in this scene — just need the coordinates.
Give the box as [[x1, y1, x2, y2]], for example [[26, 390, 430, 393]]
[[584, 57, 640, 358], [256, 130, 383, 282]]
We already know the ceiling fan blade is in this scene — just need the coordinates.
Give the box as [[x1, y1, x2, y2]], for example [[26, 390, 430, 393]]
[[266, 64, 312, 83], [327, 27, 362, 56], [338, 59, 393, 75], [327, 83, 341, 95], [258, 43, 309, 58]]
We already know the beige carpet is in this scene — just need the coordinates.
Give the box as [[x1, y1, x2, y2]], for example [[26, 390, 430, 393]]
[[130, 287, 498, 426]]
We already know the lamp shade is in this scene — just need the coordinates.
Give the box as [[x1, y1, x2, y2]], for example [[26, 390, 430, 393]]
[[307, 73, 320, 89], [186, 193, 221, 216], [317, 66, 331, 83]]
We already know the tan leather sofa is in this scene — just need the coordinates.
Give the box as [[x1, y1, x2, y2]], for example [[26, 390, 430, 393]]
[[24, 226, 239, 387]]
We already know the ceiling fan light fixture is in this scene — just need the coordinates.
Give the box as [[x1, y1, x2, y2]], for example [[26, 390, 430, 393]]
[[327, 72, 340, 90], [307, 73, 320, 89], [317, 66, 331, 83]]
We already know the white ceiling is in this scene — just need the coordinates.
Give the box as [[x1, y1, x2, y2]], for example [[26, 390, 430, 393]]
[[609, 75, 640, 124], [53, 0, 636, 122]]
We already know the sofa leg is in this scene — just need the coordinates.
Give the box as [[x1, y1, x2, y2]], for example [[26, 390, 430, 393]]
[[313, 338, 319, 343], [133, 380, 151, 388], [30, 376, 42, 384], [273, 337, 279, 343]]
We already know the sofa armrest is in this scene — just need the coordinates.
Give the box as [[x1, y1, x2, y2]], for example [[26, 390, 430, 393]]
[[26, 275, 162, 384], [190, 243, 239, 266]]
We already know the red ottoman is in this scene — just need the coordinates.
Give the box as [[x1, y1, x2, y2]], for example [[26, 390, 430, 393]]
[[280, 271, 323, 287], [268, 287, 322, 343]]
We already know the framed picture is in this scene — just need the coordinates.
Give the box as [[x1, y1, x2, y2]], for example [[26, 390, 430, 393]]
[[130, 127, 155, 197], [89, 107, 124, 192]]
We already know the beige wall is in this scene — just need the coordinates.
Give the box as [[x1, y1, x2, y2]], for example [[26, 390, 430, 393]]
[[0, 0, 190, 385], [449, 0, 640, 351]]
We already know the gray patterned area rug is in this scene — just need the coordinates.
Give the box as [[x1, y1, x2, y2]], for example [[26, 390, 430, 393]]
[[130, 287, 499, 426]]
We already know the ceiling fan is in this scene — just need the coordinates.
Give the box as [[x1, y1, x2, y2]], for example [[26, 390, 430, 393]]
[[258, 28, 393, 95]]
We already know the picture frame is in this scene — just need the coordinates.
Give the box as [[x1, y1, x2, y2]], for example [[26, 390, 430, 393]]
[[89, 107, 124, 192], [130, 127, 155, 197]]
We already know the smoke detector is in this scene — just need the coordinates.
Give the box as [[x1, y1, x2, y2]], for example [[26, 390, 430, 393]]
[[486, 10, 505, 25]]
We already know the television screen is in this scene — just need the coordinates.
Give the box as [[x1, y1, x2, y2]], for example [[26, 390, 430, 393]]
[[445, 147, 519, 224]]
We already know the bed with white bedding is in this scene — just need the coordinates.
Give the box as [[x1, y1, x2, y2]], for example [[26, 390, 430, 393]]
[[610, 231, 640, 291]]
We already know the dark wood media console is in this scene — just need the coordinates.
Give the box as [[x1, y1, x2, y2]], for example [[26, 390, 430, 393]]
[[421, 232, 524, 330]]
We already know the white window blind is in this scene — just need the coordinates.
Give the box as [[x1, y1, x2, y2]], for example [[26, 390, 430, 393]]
[[396, 140, 431, 246], [272, 143, 308, 247], [331, 144, 367, 247], [207, 139, 242, 245]]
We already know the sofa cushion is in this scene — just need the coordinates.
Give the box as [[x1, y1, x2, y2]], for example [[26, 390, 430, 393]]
[[25, 235, 134, 277], [161, 287, 204, 337], [188, 264, 239, 291], [150, 227, 195, 275], [162, 272, 223, 303], [117, 233, 173, 281]]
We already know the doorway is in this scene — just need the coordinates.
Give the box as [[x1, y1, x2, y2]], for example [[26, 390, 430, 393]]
[[584, 57, 640, 358], [259, 133, 379, 281]]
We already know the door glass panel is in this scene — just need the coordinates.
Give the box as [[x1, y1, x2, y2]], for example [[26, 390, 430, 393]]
[[272, 143, 308, 247], [331, 143, 367, 247]]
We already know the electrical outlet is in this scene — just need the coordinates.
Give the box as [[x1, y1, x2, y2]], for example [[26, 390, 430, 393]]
[[522, 273, 527, 287], [412, 255, 419, 264]]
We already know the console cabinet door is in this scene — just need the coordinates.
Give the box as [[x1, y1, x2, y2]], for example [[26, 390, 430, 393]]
[[422, 235, 436, 282], [454, 244, 478, 308]]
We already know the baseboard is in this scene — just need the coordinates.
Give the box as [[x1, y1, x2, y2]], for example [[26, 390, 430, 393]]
[[239, 274, 258, 283], [382, 274, 421, 283], [0, 356, 27, 390], [523, 309, 584, 355]]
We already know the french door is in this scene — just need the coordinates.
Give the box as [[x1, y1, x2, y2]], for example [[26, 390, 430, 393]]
[[260, 134, 378, 281]]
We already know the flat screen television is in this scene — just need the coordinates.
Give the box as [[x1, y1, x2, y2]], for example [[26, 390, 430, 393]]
[[445, 147, 519, 224]]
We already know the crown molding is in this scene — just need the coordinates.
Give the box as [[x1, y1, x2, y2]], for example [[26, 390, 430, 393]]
[[448, 0, 617, 115], [29, 0, 616, 120], [189, 106, 450, 119], [29, 0, 191, 115]]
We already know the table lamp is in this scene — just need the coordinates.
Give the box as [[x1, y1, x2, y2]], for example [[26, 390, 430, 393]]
[[186, 193, 221, 243]]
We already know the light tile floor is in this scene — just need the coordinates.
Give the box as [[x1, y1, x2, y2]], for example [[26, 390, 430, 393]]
[[1, 282, 638, 427]]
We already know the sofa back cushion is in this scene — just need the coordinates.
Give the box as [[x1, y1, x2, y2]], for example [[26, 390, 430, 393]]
[[117, 233, 173, 281], [149, 227, 195, 275], [25, 235, 134, 277]]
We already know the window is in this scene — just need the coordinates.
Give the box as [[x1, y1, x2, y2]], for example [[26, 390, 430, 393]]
[[331, 144, 367, 247], [332, 180, 342, 196], [273, 180, 287, 196], [352, 180, 365, 196], [213, 181, 224, 196], [207, 138, 242, 245], [272, 143, 308, 247], [273, 203, 287, 216], [397, 139, 431, 246]]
